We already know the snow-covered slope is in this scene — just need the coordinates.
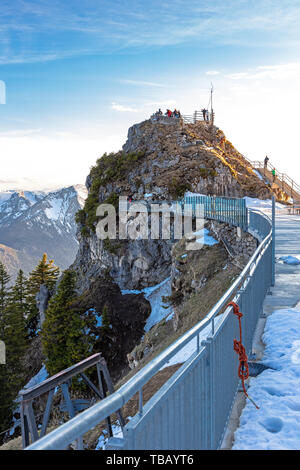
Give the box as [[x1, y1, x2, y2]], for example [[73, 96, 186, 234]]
[[0, 185, 87, 279], [233, 308, 300, 450]]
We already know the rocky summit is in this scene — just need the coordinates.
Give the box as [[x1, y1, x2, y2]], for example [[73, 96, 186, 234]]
[[73, 117, 272, 292]]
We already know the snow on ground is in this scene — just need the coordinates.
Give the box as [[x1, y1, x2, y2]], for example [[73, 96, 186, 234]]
[[122, 277, 173, 332], [233, 308, 300, 450], [243, 196, 285, 210], [194, 227, 218, 246], [45, 197, 64, 220], [280, 255, 300, 265], [253, 170, 263, 181], [96, 418, 132, 450], [23, 364, 48, 390], [184, 191, 205, 198]]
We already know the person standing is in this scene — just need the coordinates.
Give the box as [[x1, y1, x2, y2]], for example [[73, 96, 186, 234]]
[[264, 155, 269, 169], [272, 168, 276, 183]]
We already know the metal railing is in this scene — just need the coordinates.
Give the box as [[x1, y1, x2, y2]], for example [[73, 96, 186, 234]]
[[243, 156, 300, 200], [183, 195, 248, 230], [26, 199, 273, 451], [182, 110, 213, 124]]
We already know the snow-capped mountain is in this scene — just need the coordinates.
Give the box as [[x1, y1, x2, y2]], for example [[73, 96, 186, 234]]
[[0, 185, 87, 280]]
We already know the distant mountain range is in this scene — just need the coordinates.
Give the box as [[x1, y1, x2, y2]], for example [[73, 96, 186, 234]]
[[0, 185, 87, 280]]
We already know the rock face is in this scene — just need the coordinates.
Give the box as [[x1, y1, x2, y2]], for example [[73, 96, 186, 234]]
[[74, 117, 271, 293], [69, 117, 272, 377], [36, 284, 51, 327]]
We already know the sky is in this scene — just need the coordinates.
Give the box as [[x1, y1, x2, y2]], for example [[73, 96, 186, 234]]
[[1, 0, 300, 190]]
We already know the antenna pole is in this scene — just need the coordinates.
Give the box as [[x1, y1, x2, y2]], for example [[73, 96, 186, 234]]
[[210, 83, 214, 124]]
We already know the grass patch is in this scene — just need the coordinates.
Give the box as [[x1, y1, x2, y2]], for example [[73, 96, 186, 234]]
[[78, 151, 145, 233]]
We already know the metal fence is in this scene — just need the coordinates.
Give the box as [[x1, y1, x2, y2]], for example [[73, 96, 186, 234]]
[[26, 200, 273, 451], [182, 110, 214, 124], [183, 195, 248, 231]]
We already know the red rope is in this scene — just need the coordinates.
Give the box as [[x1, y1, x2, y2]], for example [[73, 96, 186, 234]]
[[228, 302, 260, 409]]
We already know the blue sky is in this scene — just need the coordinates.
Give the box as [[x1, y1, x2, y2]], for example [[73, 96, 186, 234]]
[[1, 0, 300, 190]]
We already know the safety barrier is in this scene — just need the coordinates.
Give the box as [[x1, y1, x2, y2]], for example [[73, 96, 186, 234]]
[[26, 199, 273, 450], [183, 195, 248, 231]]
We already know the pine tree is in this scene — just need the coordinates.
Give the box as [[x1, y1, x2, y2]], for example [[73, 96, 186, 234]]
[[28, 253, 59, 292], [42, 270, 92, 376], [26, 254, 59, 336], [0, 268, 27, 441], [0, 262, 10, 337], [101, 304, 110, 331], [4, 271, 28, 394]]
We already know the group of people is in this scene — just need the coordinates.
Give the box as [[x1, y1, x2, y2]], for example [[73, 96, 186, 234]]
[[153, 108, 181, 119], [201, 108, 210, 122], [264, 156, 276, 182]]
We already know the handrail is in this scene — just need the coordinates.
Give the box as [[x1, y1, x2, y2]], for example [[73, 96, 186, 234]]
[[243, 155, 300, 196], [26, 207, 272, 451]]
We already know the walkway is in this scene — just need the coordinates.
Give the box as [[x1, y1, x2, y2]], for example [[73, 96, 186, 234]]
[[223, 211, 300, 449]]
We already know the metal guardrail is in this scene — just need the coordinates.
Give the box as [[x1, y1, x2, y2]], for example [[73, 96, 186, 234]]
[[243, 156, 300, 199], [182, 110, 214, 124], [183, 196, 248, 231], [26, 199, 273, 450]]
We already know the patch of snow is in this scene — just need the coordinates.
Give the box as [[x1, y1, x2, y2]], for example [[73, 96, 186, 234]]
[[45, 197, 64, 221], [96, 419, 127, 450], [280, 255, 300, 265], [253, 169, 263, 181], [195, 228, 218, 246], [233, 308, 300, 450], [122, 277, 173, 332], [184, 191, 206, 198], [243, 197, 285, 210], [22, 365, 48, 391]]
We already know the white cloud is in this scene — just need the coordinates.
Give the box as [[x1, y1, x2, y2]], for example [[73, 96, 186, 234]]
[[227, 62, 300, 81], [206, 70, 220, 76], [120, 79, 168, 88], [0, 131, 124, 191], [111, 102, 139, 112]]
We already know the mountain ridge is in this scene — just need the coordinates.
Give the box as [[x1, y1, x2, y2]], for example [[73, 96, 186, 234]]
[[0, 185, 87, 280]]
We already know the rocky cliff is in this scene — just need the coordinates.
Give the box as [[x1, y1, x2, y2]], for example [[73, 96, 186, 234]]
[[68, 117, 271, 378], [73, 117, 271, 292]]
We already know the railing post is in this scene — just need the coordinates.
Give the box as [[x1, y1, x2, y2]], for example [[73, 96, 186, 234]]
[[202, 336, 214, 449], [272, 196, 275, 287]]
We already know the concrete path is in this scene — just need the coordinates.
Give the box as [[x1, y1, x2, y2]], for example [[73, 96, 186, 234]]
[[222, 211, 300, 449], [264, 214, 300, 314]]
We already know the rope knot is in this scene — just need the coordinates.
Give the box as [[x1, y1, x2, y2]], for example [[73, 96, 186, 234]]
[[228, 302, 259, 410]]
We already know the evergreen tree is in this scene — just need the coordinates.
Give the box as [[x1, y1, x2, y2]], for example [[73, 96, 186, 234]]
[[0, 268, 27, 441], [0, 262, 10, 337], [26, 253, 59, 336], [4, 271, 28, 394], [42, 270, 92, 376], [101, 304, 110, 331], [28, 253, 59, 292]]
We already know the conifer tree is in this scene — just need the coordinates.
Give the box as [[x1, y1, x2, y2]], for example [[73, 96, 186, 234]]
[[26, 254, 59, 336], [28, 253, 59, 292], [4, 270, 28, 394], [42, 270, 92, 376], [0, 262, 10, 337], [0, 267, 27, 441], [101, 304, 110, 331]]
